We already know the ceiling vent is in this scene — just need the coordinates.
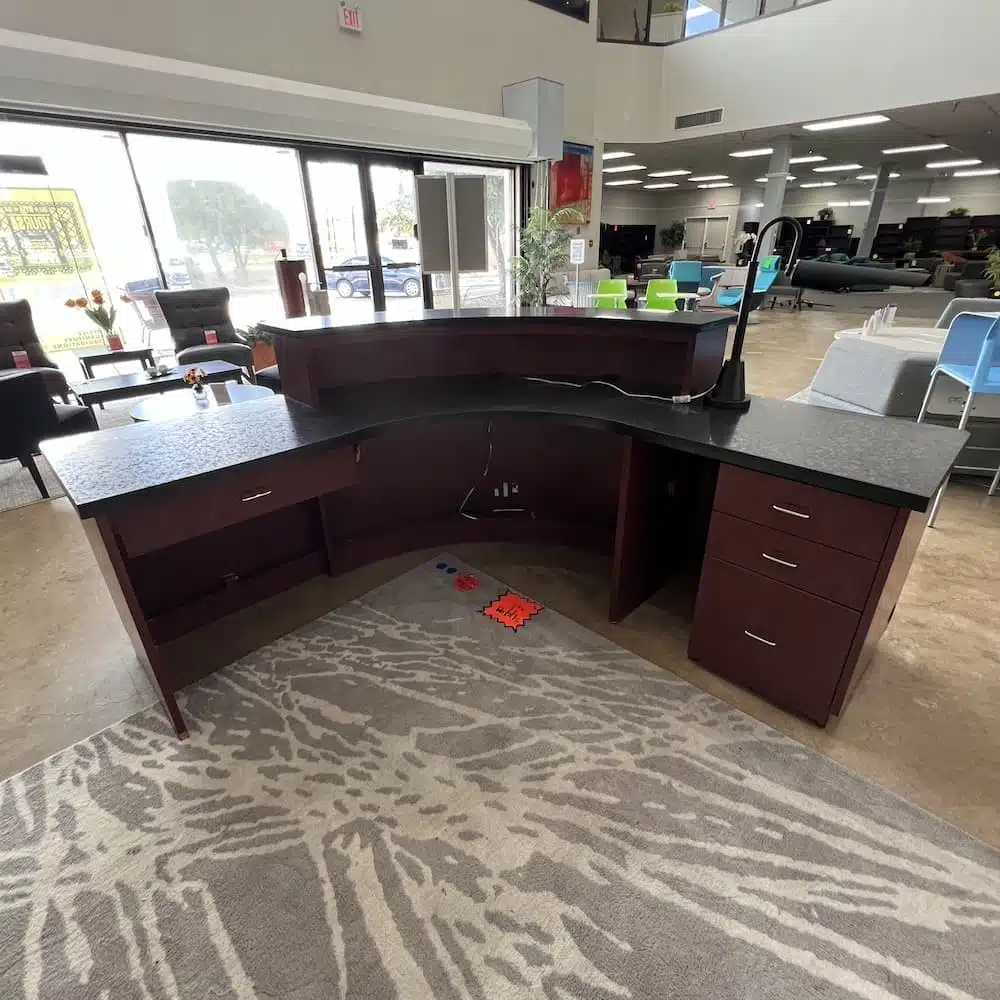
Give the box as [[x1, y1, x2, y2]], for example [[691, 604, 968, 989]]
[[674, 108, 724, 130]]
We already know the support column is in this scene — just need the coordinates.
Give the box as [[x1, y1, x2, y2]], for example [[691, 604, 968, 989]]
[[758, 136, 792, 258], [857, 163, 894, 258]]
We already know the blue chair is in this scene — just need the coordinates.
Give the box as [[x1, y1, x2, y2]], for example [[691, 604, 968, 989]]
[[669, 260, 703, 295], [917, 312, 1000, 526], [717, 261, 781, 310], [698, 266, 727, 302]]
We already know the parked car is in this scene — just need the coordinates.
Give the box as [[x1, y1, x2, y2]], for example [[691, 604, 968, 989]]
[[325, 256, 422, 298]]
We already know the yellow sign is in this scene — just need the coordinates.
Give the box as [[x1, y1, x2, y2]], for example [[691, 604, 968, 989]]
[[0, 187, 97, 283]]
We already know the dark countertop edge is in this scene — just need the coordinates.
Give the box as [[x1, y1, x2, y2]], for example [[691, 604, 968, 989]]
[[55, 404, 949, 520], [260, 310, 736, 339]]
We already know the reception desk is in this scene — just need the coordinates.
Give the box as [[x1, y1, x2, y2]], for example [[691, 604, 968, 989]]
[[42, 308, 966, 736]]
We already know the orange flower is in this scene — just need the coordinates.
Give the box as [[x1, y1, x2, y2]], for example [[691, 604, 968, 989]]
[[120, 293, 132, 304], [75, 297, 88, 308], [90, 289, 104, 305], [64, 298, 77, 308]]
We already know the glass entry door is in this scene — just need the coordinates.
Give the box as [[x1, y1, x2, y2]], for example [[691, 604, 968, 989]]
[[303, 153, 425, 317]]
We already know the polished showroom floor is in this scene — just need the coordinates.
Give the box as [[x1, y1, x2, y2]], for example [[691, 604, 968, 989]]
[[2, 305, 998, 848]]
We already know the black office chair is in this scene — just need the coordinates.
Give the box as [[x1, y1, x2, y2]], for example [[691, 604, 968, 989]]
[[0, 370, 97, 498], [154, 287, 255, 379]]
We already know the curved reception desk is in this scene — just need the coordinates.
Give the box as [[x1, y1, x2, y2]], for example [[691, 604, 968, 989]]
[[42, 308, 966, 737]]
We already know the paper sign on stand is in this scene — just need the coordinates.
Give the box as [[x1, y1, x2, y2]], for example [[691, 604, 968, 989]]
[[569, 239, 586, 307]]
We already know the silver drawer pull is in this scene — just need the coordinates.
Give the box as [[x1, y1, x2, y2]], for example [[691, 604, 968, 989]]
[[761, 552, 798, 569], [744, 629, 777, 647], [241, 490, 273, 503], [772, 503, 810, 519]]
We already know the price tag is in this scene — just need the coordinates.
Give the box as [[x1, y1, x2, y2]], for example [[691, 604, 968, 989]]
[[12, 349, 29, 369], [569, 239, 586, 265], [107, 333, 123, 351], [338, 3, 363, 31], [204, 329, 219, 345]]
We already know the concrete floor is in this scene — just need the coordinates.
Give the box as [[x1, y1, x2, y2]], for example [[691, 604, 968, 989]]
[[2, 306, 998, 848]]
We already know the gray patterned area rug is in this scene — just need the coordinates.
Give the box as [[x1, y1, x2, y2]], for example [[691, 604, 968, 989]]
[[1, 556, 998, 999]]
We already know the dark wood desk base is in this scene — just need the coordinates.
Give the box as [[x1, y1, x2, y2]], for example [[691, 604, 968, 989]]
[[84, 418, 918, 737]]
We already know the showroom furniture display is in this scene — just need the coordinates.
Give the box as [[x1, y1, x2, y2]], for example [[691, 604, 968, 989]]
[[154, 287, 254, 377], [73, 361, 245, 411], [74, 346, 157, 380], [0, 369, 96, 499], [0, 299, 71, 401], [644, 278, 682, 311], [717, 258, 781, 310], [42, 307, 963, 738], [668, 260, 703, 294], [589, 279, 628, 309], [917, 312, 1000, 525]]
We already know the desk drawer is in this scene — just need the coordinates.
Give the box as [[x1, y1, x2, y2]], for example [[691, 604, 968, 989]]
[[706, 512, 877, 611], [714, 464, 895, 560], [688, 557, 859, 724], [114, 446, 357, 557]]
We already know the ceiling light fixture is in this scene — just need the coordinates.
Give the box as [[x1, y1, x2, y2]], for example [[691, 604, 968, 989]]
[[754, 176, 795, 183], [602, 150, 635, 161], [789, 155, 827, 164], [698, 182, 734, 189], [813, 163, 864, 173], [643, 182, 679, 189], [828, 201, 851, 207], [605, 179, 642, 186], [881, 143, 948, 155], [918, 196, 951, 204], [926, 158, 981, 169], [800, 181, 837, 188], [647, 169, 691, 177], [803, 114, 889, 132], [688, 174, 728, 182], [603, 163, 647, 174], [953, 167, 1000, 177], [857, 172, 900, 180], [754, 203, 765, 208], [729, 148, 773, 158], [850, 200, 871, 206]]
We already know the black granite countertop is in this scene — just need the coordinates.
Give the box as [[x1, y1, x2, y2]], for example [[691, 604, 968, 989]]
[[41, 378, 966, 518], [261, 306, 734, 338]]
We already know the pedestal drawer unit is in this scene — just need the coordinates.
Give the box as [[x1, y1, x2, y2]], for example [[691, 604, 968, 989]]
[[689, 463, 908, 725]]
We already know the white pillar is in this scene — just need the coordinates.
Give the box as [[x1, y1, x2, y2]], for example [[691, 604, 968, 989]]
[[758, 136, 792, 258], [857, 163, 894, 258]]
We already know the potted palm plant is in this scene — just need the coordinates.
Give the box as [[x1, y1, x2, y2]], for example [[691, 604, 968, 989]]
[[243, 323, 277, 370], [985, 246, 1000, 298], [510, 206, 582, 306]]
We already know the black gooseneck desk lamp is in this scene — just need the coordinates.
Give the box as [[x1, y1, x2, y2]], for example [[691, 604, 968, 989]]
[[706, 215, 804, 412]]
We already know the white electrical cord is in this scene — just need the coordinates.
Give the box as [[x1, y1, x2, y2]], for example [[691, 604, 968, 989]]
[[459, 418, 494, 521], [523, 375, 715, 404]]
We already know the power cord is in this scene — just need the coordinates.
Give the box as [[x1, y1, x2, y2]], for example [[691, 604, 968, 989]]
[[523, 375, 715, 404]]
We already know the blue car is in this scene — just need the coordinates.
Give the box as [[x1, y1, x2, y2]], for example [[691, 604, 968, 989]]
[[325, 256, 422, 298]]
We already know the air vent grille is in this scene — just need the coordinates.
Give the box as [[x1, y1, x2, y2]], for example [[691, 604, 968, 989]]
[[674, 108, 724, 130]]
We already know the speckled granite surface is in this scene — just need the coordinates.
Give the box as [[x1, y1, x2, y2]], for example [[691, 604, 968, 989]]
[[40, 379, 966, 518]]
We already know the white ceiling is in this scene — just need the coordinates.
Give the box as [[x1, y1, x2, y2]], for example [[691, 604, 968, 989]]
[[603, 95, 1000, 191]]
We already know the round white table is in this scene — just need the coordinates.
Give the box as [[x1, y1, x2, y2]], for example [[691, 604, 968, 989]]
[[130, 383, 274, 422]]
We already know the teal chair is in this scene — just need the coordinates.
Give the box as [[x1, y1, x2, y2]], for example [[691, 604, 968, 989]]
[[668, 260, 703, 294], [717, 260, 781, 310], [644, 278, 682, 311], [591, 278, 628, 309]]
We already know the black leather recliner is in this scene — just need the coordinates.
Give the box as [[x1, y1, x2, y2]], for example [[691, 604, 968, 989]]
[[154, 287, 254, 378], [0, 300, 71, 401]]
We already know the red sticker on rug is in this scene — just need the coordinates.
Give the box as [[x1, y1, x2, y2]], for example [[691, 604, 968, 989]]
[[482, 591, 543, 630], [455, 574, 479, 592]]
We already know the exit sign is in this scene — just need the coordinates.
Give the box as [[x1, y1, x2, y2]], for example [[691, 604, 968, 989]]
[[338, 3, 362, 31]]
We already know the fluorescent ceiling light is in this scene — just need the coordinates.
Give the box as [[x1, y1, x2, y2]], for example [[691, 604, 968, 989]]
[[605, 179, 642, 186], [827, 202, 851, 207], [686, 3, 713, 18], [926, 158, 981, 169], [800, 181, 837, 188], [602, 150, 634, 161], [648, 169, 691, 177], [953, 167, 1000, 177], [754, 176, 795, 183], [698, 182, 734, 189], [603, 163, 646, 174], [688, 174, 728, 182], [813, 163, 864, 173], [729, 148, 773, 158], [918, 196, 951, 204], [882, 143, 948, 155], [790, 155, 827, 164], [644, 182, 679, 189], [754, 203, 765, 208], [850, 200, 871, 206], [803, 114, 889, 132], [857, 172, 900, 180]]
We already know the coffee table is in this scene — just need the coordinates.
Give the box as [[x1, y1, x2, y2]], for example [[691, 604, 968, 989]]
[[130, 383, 274, 422], [73, 361, 244, 410], [74, 346, 156, 380]]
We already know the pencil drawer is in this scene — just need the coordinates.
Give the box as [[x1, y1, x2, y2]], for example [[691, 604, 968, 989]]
[[688, 557, 860, 724], [705, 512, 878, 611], [714, 464, 895, 560], [113, 446, 358, 557]]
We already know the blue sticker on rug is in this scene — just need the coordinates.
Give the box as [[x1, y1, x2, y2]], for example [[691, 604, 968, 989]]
[[436, 562, 448, 570], [446, 566, 458, 574]]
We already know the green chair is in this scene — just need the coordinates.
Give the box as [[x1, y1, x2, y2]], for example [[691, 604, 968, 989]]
[[644, 278, 682, 311], [591, 278, 628, 309]]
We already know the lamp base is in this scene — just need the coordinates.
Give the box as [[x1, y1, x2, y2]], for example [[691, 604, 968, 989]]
[[706, 359, 750, 411]]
